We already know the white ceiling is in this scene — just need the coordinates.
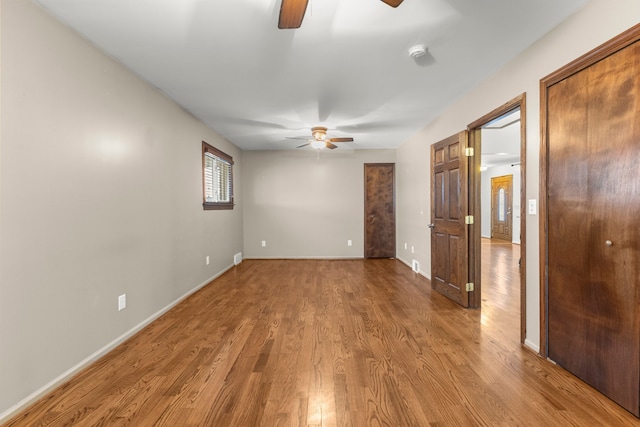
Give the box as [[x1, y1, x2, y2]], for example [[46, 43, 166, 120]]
[[481, 109, 521, 168], [33, 0, 588, 151]]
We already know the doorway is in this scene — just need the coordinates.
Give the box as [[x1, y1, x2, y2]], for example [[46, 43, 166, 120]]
[[427, 96, 526, 341], [468, 95, 526, 343]]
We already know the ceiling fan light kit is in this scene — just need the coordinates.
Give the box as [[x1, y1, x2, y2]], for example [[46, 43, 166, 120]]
[[311, 140, 326, 149]]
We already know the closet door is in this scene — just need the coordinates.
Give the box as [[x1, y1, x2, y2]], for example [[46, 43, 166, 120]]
[[546, 37, 640, 416]]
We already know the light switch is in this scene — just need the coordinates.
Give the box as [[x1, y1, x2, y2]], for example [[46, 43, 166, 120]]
[[528, 199, 537, 215]]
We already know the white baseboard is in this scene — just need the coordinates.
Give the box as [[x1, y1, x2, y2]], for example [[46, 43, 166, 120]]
[[0, 264, 234, 424], [524, 339, 540, 354], [396, 256, 430, 280], [397, 257, 412, 269], [244, 256, 364, 260]]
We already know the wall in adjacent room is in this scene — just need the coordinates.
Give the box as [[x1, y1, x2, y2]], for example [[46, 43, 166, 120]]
[[243, 149, 396, 259]]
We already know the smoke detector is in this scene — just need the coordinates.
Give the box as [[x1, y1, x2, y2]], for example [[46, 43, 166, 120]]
[[408, 45, 428, 59]]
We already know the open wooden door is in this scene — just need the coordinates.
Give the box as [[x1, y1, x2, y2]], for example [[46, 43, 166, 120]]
[[429, 132, 470, 307]]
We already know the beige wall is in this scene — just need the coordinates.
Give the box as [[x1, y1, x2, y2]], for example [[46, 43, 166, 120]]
[[243, 149, 396, 258], [0, 0, 243, 417], [396, 0, 640, 351]]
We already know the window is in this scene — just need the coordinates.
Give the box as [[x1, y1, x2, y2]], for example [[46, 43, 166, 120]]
[[498, 188, 505, 221], [202, 141, 234, 210]]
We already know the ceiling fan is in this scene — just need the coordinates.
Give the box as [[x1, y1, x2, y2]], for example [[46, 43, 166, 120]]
[[291, 126, 354, 149], [279, 0, 404, 29]]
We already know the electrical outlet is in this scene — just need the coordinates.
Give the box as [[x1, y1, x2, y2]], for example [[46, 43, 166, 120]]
[[118, 294, 126, 311], [347, 240, 352, 246], [206, 255, 210, 265], [261, 240, 266, 247]]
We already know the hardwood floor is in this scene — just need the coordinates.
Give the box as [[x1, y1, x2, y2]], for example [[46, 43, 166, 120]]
[[4, 248, 639, 426]]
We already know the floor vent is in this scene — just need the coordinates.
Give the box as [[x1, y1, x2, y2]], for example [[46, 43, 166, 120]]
[[234, 252, 243, 265]]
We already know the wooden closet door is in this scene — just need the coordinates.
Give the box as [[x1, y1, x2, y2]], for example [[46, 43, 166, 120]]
[[546, 39, 640, 416]]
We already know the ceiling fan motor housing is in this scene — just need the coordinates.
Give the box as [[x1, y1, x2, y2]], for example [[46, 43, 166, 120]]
[[311, 126, 328, 140]]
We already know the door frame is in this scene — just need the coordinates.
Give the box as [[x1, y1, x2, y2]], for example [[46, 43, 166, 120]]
[[539, 24, 640, 357], [468, 93, 527, 343]]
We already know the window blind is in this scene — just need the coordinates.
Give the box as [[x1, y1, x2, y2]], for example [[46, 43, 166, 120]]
[[204, 152, 232, 203]]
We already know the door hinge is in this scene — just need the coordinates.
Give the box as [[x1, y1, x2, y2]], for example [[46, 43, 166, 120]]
[[466, 282, 475, 292], [465, 147, 474, 157], [465, 215, 474, 225]]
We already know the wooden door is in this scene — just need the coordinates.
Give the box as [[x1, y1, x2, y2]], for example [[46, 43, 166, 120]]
[[545, 37, 640, 416], [430, 132, 469, 307], [364, 163, 395, 258], [490, 175, 512, 242]]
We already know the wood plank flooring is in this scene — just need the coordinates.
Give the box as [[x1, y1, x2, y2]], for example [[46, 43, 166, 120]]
[[4, 243, 639, 426]]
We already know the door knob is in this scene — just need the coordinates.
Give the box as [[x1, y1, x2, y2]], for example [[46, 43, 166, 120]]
[[605, 240, 613, 247], [427, 223, 435, 229]]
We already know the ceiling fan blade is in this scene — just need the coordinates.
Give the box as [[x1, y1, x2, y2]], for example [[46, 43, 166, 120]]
[[326, 142, 338, 149], [381, 0, 403, 7], [286, 136, 312, 140], [296, 142, 311, 148], [279, 0, 309, 29], [328, 137, 354, 143]]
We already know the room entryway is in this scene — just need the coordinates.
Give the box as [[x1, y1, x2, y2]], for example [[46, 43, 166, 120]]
[[429, 96, 526, 347]]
